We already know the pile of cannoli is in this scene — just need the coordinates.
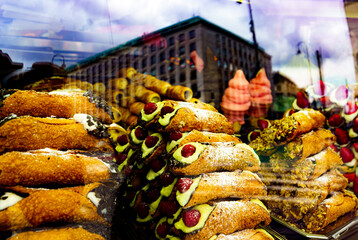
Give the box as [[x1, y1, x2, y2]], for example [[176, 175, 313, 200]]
[[114, 99, 274, 240], [250, 108, 358, 233], [0, 89, 123, 240], [24, 68, 198, 129]]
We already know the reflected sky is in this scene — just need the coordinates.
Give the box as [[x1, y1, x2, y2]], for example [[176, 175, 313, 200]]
[[0, 0, 355, 86]]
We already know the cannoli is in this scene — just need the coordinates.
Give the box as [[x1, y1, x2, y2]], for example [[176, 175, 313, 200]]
[[138, 101, 232, 134], [166, 129, 241, 154], [7, 227, 106, 240], [106, 89, 125, 104], [93, 82, 106, 96], [270, 147, 343, 181], [279, 129, 336, 162], [214, 229, 274, 240], [107, 77, 128, 90], [249, 109, 325, 155], [0, 115, 114, 154], [303, 190, 358, 232], [175, 170, 267, 208], [0, 149, 117, 187], [23, 76, 68, 91], [0, 89, 113, 124], [0, 183, 116, 231], [266, 169, 349, 222], [126, 83, 161, 103], [140, 132, 166, 163], [172, 200, 271, 240], [129, 101, 146, 116], [170, 142, 260, 175], [166, 85, 193, 101], [142, 75, 172, 96]]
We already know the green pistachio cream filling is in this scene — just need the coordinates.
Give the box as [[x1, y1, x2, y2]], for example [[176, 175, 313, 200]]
[[172, 142, 206, 165], [176, 176, 201, 207], [141, 132, 163, 158], [140, 101, 164, 122], [158, 105, 182, 126], [174, 204, 215, 233]]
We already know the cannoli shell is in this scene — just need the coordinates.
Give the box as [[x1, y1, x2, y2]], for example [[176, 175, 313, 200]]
[[161, 107, 233, 134], [303, 190, 358, 232], [143, 76, 171, 96], [107, 77, 128, 90], [185, 170, 267, 208], [293, 108, 326, 135], [7, 227, 105, 240], [180, 200, 271, 240], [0, 149, 113, 187], [170, 142, 260, 175], [0, 116, 114, 154], [216, 229, 274, 240], [166, 85, 193, 101], [0, 90, 113, 124], [0, 184, 107, 231], [129, 102, 146, 116], [284, 129, 336, 162]]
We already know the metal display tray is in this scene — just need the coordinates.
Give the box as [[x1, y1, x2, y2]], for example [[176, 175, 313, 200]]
[[270, 212, 358, 239]]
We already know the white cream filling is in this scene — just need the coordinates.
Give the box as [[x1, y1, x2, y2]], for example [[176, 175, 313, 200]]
[[0, 192, 24, 211], [74, 113, 98, 132], [87, 192, 101, 207]]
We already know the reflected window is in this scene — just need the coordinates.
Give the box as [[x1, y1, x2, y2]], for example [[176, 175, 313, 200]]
[[151, 55, 156, 65], [169, 37, 175, 46], [179, 33, 185, 42], [190, 42, 196, 52], [159, 52, 165, 62], [179, 46, 185, 55], [151, 68, 156, 76], [189, 30, 195, 39]]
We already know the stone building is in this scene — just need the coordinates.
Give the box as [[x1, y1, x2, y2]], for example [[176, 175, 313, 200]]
[[67, 16, 272, 108]]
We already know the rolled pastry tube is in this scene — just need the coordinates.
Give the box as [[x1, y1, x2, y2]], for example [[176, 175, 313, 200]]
[[108, 90, 125, 105], [141, 101, 232, 134], [270, 147, 343, 182], [280, 129, 336, 162], [214, 229, 274, 240], [269, 169, 348, 222], [166, 129, 241, 154], [175, 170, 267, 208], [170, 142, 260, 175], [0, 115, 114, 154], [249, 109, 325, 156], [143, 75, 172, 96], [107, 77, 128, 90], [92, 82, 106, 96], [7, 227, 106, 240], [129, 101, 146, 116], [0, 149, 117, 187], [0, 183, 111, 231], [166, 85, 193, 101], [303, 190, 358, 232], [0, 89, 113, 124], [124, 114, 138, 127], [173, 200, 271, 240]]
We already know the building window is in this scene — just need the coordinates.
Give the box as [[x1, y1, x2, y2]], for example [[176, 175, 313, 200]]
[[142, 46, 147, 55], [189, 42, 196, 52], [133, 61, 138, 70], [211, 92, 215, 100], [150, 44, 156, 52], [222, 36, 226, 45], [180, 73, 186, 83], [159, 39, 166, 49], [179, 33, 185, 42], [216, 34, 220, 43], [151, 68, 156, 76], [169, 75, 175, 84], [142, 59, 147, 68], [190, 70, 196, 80], [169, 37, 175, 46], [179, 46, 185, 55], [169, 48, 175, 58], [159, 65, 165, 75], [151, 55, 156, 65], [189, 30, 195, 39], [159, 52, 165, 62], [169, 62, 175, 72], [180, 59, 186, 69]]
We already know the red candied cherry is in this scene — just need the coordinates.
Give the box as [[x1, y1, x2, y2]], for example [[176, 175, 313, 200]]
[[320, 96, 333, 107], [328, 114, 343, 127], [314, 80, 326, 95], [177, 178, 193, 193], [150, 159, 166, 172], [183, 209, 201, 227], [248, 131, 260, 142], [335, 128, 349, 145], [134, 127, 147, 140], [296, 91, 310, 108], [169, 131, 183, 141], [159, 200, 180, 217], [340, 147, 354, 163], [114, 153, 127, 164], [181, 144, 196, 158], [257, 119, 270, 131], [136, 202, 149, 219], [144, 102, 158, 115], [344, 173, 356, 182], [145, 135, 159, 148], [123, 165, 133, 177], [156, 222, 170, 238], [161, 106, 175, 116], [345, 100, 358, 115], [353, 118, 358, 133], [159, 172, 175, 186], [335, 85, 349, 101], [329, 144, 338, 152], [353, 177, 358, 195], [353, 142, 358, 152], [117, 134, 129, 146]]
